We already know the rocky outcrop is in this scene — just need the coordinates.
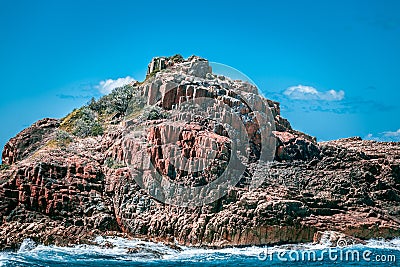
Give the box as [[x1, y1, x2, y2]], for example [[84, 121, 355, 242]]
[[2, 118, 59, 165], [1, 55, 400, 250], [104, 137, 400, 247], [0, 136, 121, 249], [273, 131, 320, 161]]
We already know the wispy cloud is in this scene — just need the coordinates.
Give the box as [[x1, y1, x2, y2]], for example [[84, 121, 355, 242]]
[[56, 94, 94, 100], [268, 85, 395, 115], [284, 85, 345, 101], [364, 129, 400, 142], [96, 76, 136, 94], [306, 98, 396, 114], [383, 129, 400, 138]]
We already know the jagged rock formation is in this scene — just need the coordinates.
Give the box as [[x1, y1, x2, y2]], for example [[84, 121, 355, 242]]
[[2, 119, 60, 166], [0, 55, 400, 250]]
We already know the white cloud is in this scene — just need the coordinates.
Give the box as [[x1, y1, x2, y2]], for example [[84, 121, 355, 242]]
[[364, 133, 381, 141], [364, 129, 400, 142], [284, 85, 345, 101], [383, 129, 400, 138], [96, 76, 136, 94], [366, 133, 373, 139]]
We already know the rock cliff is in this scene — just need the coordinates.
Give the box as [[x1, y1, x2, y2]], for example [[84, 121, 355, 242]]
[[1, 55, 399, 250]]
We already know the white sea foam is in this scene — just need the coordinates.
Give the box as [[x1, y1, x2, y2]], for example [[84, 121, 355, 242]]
[[17, 238, 37, 253], [364, 238, 400, 250], [0, 254, 6, 267], [1, 236, 400, 265]]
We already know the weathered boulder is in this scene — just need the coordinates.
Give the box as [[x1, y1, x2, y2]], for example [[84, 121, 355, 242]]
[[2, 118, 59, 165]]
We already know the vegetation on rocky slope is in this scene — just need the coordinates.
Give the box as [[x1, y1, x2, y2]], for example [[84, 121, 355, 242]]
[[59, 54, 184, 138], [46, 130, 74, 149], [60, 84, 145, 138], [0, 163, 10, 171]]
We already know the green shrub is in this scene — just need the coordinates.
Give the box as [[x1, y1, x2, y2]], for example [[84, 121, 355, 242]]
[[89, 84, 139, 115], [169, 54, 184, 63], [125, 94, 146, 119], [55, 130, 73, 147], [60, 107, 104, 138], [148, 110, 160, 120], [105, 157, 126, 169], [139, 106, 169, 121], [60, 108, 84, 133], [0, 163, 10, 171], [60, 84, 145, 138], [73, 107, 104, 137], [88, 84, 146, 121]]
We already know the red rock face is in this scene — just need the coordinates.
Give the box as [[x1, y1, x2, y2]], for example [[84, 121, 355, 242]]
[[146, 122, 231, 186], [1, 55, 400, 249], [0, 153, 119, 228], [2, 118, 59, 165]]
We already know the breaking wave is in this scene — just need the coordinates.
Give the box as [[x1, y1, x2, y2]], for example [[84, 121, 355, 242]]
[[1, 236, 399, 266]]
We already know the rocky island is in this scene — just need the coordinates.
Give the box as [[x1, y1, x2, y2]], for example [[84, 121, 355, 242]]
[[1, 55, 400, 251]]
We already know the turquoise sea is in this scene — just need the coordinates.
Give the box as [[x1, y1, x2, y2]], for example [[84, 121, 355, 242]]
[[1, 237, 399, 266]]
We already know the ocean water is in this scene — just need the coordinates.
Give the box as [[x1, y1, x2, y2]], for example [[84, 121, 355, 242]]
[[1, 237, 399, 266]]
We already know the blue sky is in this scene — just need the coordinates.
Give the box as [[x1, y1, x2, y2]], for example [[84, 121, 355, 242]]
[[1, 0, 399, 150]]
